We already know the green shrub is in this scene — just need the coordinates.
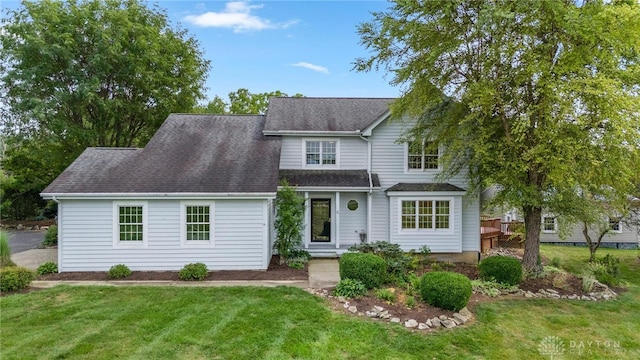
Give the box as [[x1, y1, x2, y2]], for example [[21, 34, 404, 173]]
[[0, 231, 15, 267], [286, 248, 311, 269], [349, 241, 414, 278], [287, 261, 305, 269], [584, 258, 620, 286], [550, 256, 562, 268], [108, 264, 132, 279], [374, 288, 396, 303], [471, 279, 518, 297], [405, 296, 417, 309], [339, 252, 387, 289], [0, 266, 36, 292], [478, 256, 523, 286], [594, 254, 620, 278], [334, 278, 367, 298], [43, 225, 58, 246], [179, 262, 208, 281], [37, 261, 58, 275], [420, 271, 472, 311]]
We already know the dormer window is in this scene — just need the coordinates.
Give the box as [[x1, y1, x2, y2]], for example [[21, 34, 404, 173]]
[[407, 140, 439, 170], [305, 140, 337, 166]]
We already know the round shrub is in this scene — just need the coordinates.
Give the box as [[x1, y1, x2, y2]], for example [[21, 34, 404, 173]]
[[37, 261, 58, 275], [419, 271, 472, 311], [108, 264, 132, 279], [334, 278, 367, 298], [179, 262, 208, 281], [339, 252, 387, 289], [0, 266, 36, 292], [479, 256, 523, 286]]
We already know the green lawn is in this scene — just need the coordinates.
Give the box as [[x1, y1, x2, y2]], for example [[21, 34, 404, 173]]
[[1, 246, 638, 359]]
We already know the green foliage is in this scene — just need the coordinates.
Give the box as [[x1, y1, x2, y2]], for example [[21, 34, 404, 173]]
[[349, 241, 414, 278], [479, 256, 523, 286], [420, 271, 472, 311], [0, 266, 35, 292], [194, 89, 304, 115], [0, 231, 15, 267], [43, 225, 58, 247], [273, 181, 305, 265], [0, 0, 210, 219], [334, 278, 367, 299], [36, 262, 58, 275], [404, 296, 417, 309], [355, 0, 640, 273], [179, 263, 208, 281], [286, 249, 311, 269], [583, 255, 621, 286], [550, 257, 562, 268], [374, 288, 396, 303], [108, 264, 132, 279], [339, 252, 387, 289], [471, 279, 518, 298]]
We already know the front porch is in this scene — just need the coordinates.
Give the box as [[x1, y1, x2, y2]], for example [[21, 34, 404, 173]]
[[305, 243, 356, 258]]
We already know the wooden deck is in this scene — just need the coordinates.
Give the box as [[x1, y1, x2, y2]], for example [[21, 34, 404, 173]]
[[480, 218, 523, 252]]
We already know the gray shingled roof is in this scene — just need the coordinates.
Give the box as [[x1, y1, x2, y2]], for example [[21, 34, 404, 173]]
[[42, 114, 282, 194], [280, 170, 380, 188], [386, 183, 467, 192], [264, 97, 393, 132]]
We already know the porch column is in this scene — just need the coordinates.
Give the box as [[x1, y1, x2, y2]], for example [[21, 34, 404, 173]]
[[367, 192, 372, 244], [304, 192, 309, 249], [335, 191, 340, 249]]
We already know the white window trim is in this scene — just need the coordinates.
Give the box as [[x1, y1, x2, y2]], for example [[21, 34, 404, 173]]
[[302, 138, 340, 168], [180, 201, 215, 247], [608, 217, 623, 234], [112, 201, 148, 248], [397, 197, 454, 234], [542, 216, 558, 233], [404, 141, 442, 173]]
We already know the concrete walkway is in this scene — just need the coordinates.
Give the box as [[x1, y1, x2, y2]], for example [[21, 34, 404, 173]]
[[12, 249, 341, 289]]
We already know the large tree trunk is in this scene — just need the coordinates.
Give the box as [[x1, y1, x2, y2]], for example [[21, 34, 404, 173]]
[[522, 206, 543, 274]]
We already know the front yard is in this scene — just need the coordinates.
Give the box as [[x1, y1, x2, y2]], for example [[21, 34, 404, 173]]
[[1, 245, 639, 359]]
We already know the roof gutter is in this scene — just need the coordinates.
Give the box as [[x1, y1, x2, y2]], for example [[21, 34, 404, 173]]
[[263, 130, 362, 136], [40, 192, 277, 200]]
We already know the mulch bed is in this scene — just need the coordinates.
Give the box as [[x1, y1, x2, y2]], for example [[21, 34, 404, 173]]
[[38, 256, 308, 282]]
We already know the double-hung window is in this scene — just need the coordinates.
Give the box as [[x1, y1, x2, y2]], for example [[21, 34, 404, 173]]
[[609, 217, 622, 233], [305, 140, 337, 166], [113, 202, 148, 246], [408, 140, 439, 170], [181, 202, 214, 245], [401, 199, 450, 231], [542, 216, 557, 233]]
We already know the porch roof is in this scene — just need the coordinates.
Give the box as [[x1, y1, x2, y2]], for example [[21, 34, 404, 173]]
[[279, 170, 380, 189], [386, 183, 467, 192]]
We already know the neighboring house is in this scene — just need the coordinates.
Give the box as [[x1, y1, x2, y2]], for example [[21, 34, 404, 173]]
[[41, 98, 480, 272]]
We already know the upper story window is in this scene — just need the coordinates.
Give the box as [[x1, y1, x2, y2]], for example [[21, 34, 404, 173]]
[[542, 216, 557, 233], [305, 140, 337, 167], [407, 140, 439, 170]]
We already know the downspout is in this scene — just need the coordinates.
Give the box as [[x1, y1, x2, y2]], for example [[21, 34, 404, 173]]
[[360, 135, 373, 243]]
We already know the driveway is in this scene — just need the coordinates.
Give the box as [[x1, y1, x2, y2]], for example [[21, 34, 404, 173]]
[[7, 230, 45, 254]]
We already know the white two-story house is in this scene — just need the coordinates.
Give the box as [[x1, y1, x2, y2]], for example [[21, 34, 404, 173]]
[[41, 97, 480, 272]]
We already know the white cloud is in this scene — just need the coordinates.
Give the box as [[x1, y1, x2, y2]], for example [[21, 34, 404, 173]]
[[183, 1, 298, 33], [290, 62, 330, 74]]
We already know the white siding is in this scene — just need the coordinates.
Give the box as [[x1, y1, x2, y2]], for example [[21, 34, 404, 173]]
[[540, 221, 638, 244], [58, 199, 270, 272], [338, 193, 367, 246], [369, 117, 480, 252], [279, 136, 368, 169]]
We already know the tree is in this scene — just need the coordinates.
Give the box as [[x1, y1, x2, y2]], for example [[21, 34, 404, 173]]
[[273, 181, 305, 265], [0, 0, 210, 218], [355, 0, 640, 273], [194, 89, 304, 115]]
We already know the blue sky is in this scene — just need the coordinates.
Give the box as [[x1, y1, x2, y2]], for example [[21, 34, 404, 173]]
[[2, 0, 400, 101]]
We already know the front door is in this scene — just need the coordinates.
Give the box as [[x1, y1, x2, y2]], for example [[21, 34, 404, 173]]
[[311, 198, 331, 242]]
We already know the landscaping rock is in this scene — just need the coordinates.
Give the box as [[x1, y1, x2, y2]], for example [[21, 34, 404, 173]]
[[418, 323, 430, 330], [453, 313, 469, 324], [404, 319, 418, 328], [439, 315, 448, 321], [373, 305, 384, 312], [348, 306, 358, 313], [366, 311, 378, 318], [459, 307, 472, 318], [451, 317, 463, 325], [390, 317, 401, 323], [425, 319, 433, 327], [430, 317, 441, 328], [442, 319, 456, 329], [546, 288, 559, 294]]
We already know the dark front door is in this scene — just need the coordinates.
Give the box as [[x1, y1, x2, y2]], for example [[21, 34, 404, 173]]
[[311, 198, 331, 242]]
